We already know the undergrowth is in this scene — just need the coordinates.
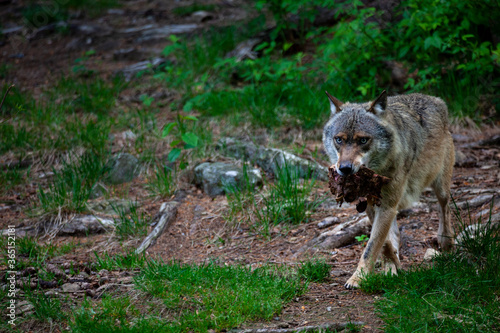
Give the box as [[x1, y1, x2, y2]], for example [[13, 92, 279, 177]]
[[359, 209, 500, 332]]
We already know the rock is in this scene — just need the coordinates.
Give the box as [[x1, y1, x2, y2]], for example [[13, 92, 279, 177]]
[[46, 264, 66, 279], [57, 215, 114, 235], [194, 162, 262, 197], [116, 58, 165, 81], [217, 138, 328, 181], [39, 280, 58, 289], [90, 182, 108, 199], [423, 248, 439, 261], [99, 276, 110, 285], [44, 290, 61, 298], [89, 198, 135, 215], [16, 301, 34, 315], [61, 282, 81, 293], [454, 149, 470, 167], [105, 153, 140, 185]]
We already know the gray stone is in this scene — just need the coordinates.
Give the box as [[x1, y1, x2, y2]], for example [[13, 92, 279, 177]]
[[89, 198, 135, 216], [61, 282, 81, 293], [194, 162, 262, 197], [423, 248, 439, 261], [58, 215, 114, 235], [217, 138, 328, 181], [90, 182, 108, 199], [105, 153, 140, 185], [454, 149, 467, 166]]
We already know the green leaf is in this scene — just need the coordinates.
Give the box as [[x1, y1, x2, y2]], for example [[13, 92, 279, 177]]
[[398, 45, 410, 58], [183, 100, 193, 112], [181, 132, 199, 148], [162, 123, 177, 137], [181, 115, 198, 122], [168, 148, 182, 162], [170, 139, 181, 147]]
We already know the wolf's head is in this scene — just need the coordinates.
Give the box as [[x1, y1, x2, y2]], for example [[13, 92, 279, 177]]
[[322, 91, 393, 175]]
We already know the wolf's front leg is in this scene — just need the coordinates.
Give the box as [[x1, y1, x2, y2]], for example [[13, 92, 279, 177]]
[[345, 207, 398, 289]]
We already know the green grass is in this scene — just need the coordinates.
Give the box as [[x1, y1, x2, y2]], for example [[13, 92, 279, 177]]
[[37, 152, 110, 215], [70, 259, 308, 332], [224, 161, 320, 238], [146, 164, 177, 198], [26, 287, 66, 322], [134, 260, 306, 332], [298, 258, 331, 282], [71, 296, 164, 333], [0, 167, 28, 195], [255, 163, 319, 237], [359, 215, 500, 332], [112, 203, 149, 240], [93, 250, 148, 271], [1, 236, 78, 271], [1, 77, 125, 156]]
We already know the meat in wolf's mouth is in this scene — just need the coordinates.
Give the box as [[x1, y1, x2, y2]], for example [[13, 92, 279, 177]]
[[328, 166, 391, 212]]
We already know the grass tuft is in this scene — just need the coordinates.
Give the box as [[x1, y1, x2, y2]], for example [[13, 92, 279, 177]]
[[37, 152, 109, 215], [298, 258, 331, 282]]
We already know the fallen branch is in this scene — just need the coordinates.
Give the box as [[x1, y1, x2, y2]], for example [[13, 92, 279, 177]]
[[295, 217, 370, 257], [455, 194, 495, 210], [136, 201, 179, 254], [229, 321, 364, 333]]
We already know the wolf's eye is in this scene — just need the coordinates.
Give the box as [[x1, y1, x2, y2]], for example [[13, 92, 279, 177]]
[[335, 137, 342, 144], [359, 138, 368, 144]]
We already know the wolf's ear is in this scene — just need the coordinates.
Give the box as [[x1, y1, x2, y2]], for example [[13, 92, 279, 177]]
[[325, 91, 343, 115], [368, 90, 387, 115]]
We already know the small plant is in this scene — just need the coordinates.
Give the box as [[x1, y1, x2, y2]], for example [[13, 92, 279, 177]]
[[112, 203, 149, 240], [355, 234, 369, 246], [298, 259, 330, 282], [161, 114, 200, 165], [254, 162, 320, 237], [146, 164, 177, 198]]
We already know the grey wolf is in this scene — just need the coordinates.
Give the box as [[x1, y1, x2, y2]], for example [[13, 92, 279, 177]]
[[322, 90, 455, 288]]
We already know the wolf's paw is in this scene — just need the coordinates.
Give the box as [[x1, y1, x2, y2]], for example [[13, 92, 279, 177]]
[[383, 262, 398, 275], [344, 275, 361, 289], [438, 237, 454, 251]]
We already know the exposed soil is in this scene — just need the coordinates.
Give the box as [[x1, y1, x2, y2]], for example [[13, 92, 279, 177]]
[[1, 1, 500, 332]]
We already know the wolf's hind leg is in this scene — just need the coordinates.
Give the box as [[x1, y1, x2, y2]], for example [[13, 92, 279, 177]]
[[382, 217, 401, 274], [432, 170, 454, 251]]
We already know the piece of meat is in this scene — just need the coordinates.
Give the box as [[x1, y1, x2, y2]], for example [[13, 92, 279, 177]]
[[328, 165, 391, 212]]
